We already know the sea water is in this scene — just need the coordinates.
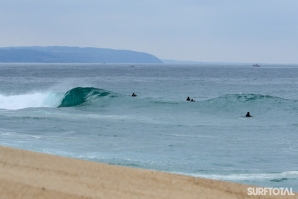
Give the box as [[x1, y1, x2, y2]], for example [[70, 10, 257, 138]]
[[0, 63, 297, 190]]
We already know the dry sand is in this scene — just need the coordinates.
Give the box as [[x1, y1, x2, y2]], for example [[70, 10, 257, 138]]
[[0, 146, 296, 199]]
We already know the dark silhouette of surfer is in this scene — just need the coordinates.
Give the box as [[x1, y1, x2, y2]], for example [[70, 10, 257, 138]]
[[186, 96, 195, 102], [132, 93, 137, 97], [246, 112, 252, 117]]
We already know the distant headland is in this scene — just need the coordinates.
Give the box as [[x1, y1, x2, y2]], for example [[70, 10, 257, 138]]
[[0, 46, 163, 63]]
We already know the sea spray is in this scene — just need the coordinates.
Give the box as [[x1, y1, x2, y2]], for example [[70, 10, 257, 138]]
[[0, 92, 63, 110]]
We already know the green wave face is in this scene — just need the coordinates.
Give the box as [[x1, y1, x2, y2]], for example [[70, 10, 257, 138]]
[[58, 87, 116, 107]]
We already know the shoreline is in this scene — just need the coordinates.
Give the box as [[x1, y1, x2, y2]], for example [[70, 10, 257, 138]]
[[0, 146, 296, 199]]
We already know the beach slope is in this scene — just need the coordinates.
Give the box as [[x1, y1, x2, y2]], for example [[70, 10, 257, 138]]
[[0, 146, 296, 199]]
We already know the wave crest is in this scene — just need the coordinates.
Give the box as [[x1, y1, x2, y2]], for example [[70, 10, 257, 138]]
[[58, 87, 117, 107], [208, 94, 286, 103]]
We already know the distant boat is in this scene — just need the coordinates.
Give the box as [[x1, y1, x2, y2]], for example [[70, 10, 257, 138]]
[[253, 64, 260, 67]]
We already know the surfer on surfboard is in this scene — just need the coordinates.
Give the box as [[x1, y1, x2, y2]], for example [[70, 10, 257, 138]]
[[132, 93, 137, 97], [186, 96, 195, 102], [246, 112, 252, 117]]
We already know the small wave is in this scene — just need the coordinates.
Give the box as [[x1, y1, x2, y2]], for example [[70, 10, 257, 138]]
[[271, 178, 289, 182], [206, 93, 290, 104], [58, 87, 118, 107], [198, 93, 297, 113], [174, 171, 298, 182]]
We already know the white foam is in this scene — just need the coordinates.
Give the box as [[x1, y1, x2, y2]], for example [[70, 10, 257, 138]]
[[0, 92, 64, 110], [174, 171, 298, 181]]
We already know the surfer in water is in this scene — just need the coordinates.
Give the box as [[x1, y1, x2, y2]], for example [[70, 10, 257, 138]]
[[246, 112, 252, 117], [186, 96, 195, 102], [132, 93, 137, 97]]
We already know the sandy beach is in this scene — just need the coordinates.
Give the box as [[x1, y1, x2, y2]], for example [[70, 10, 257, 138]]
[[0, 146, 296, 199]]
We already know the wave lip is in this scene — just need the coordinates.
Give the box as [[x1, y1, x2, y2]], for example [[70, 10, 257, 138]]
[[58, 87, 117, 107]]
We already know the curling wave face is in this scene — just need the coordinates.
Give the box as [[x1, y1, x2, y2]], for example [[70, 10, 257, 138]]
[[0, 87, 119, 110], [58, 87, 118, 107]]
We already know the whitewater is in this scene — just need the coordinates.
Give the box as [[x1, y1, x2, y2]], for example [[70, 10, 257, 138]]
[[0, 63, 297, 190]]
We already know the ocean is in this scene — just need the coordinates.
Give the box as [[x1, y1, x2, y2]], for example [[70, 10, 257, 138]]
[[0, 63, 297, 190]]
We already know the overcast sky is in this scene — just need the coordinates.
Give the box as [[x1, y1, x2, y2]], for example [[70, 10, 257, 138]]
[[1, 0, 298, 63]]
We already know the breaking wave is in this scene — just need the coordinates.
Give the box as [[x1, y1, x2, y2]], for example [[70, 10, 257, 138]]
[[58, 87, 118, 107], [0, 89, 297, 111], [0, 87, 118, 110], [0, 92, 63, 110]]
